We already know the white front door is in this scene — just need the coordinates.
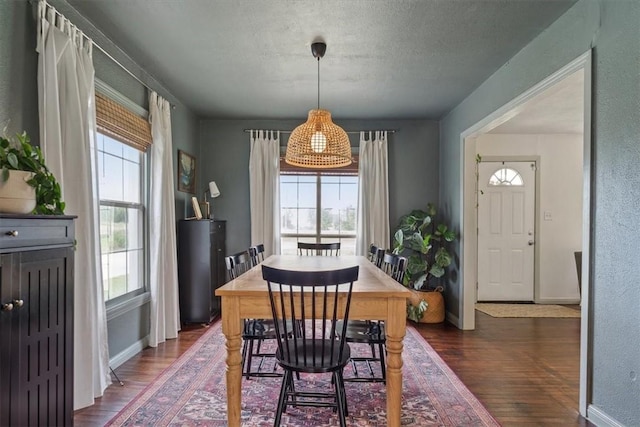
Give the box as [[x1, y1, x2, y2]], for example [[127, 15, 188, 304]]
[[477, 161, 536, 301]]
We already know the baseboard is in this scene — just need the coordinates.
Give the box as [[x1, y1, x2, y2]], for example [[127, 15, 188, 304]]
[[536, 298, 581, 305], [587, 405, 625, 427], [109, 335, 149, 369], [445, 310, 460, 328]]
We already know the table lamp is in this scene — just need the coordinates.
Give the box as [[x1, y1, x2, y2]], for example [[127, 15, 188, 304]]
[[200, 181, 220, 219]]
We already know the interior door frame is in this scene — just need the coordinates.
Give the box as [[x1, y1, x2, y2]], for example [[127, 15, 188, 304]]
[[477, 156, 540, 302], [458, 50, 592, 416]]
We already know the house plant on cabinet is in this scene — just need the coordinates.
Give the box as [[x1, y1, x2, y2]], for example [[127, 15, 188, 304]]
[[393, 203, 456, 323], [0, 131, 65, 215]]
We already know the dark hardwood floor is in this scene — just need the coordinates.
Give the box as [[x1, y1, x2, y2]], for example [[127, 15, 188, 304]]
[[74, 311, 593, 426]]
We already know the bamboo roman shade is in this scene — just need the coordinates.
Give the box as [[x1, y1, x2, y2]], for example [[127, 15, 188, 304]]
[[95, 91, 152, 152]]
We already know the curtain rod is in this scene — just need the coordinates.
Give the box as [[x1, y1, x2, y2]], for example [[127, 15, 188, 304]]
[[37, 0, 175, 108], [243, 129, 397, 135]]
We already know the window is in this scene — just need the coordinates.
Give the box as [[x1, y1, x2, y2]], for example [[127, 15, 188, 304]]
[[488, 167, 524, 186], [95, 88, 152, 302], [97, 134, 146, 301], [280, 160, 358, 255]]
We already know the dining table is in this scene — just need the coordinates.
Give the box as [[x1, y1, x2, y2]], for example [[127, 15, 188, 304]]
[[215, 254, 411, 426]]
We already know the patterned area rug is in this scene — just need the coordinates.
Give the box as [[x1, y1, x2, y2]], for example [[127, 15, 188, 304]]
[[107, 322, 499, 426], [476, 303, 581, 318]]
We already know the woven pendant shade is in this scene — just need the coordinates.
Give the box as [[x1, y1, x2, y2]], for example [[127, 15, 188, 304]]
[[285, 110, 352, 169]]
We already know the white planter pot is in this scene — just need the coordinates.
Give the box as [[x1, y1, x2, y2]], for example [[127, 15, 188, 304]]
[[0, 170, 36, 214]]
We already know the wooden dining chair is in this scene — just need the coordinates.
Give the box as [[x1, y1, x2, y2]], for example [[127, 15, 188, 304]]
[[262, 264, 359, 427], [225, 250, 281, 379], [340, 252, 407, 384], [297, 241, 341, 256]]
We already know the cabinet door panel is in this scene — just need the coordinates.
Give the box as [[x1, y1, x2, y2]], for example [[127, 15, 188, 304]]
[[15, 248, 73, 427]]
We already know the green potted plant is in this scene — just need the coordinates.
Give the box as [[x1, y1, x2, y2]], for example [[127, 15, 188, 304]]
[[393, 203, 456, 323], [0, 131, 65, 215]]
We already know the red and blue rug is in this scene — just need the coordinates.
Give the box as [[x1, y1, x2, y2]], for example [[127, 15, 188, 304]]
[[107, 322, 499, 426]]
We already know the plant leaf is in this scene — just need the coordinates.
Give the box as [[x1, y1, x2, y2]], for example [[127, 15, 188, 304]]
[[7, 152, 18, 169], [429, 264, 445, 278]]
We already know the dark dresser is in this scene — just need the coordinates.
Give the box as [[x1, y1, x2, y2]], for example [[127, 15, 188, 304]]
[[177, 219, 226, 324], [0, 214, 75, 426]]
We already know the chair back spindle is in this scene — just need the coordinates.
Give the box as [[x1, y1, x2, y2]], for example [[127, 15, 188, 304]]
[[381, 253, 407, 284], [249, 243, 266, 266], [368, 244, 385, 267], [225, 250, 253, 280], [297, 242, 341, 256]]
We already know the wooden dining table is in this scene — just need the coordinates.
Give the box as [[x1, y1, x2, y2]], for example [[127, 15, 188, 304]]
[[215, 255, 411, 426]]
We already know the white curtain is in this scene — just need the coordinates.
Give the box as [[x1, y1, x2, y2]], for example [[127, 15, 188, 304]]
[[249, 130, 281, 256], [36, 1, 110, 410], [148, 92, 180, 347], [356, 131, 390, 255]]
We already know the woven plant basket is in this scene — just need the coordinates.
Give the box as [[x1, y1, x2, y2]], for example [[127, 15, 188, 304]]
[[409, 286, 445, 324]]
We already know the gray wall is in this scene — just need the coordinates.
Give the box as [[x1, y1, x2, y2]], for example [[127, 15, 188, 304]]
[[0, 1, 39, 139], [2, 0, 200, 361], [199, 119, 438, 255], [440, 0, 639, 424]]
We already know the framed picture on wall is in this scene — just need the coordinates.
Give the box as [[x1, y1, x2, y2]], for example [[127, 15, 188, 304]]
[[177, 150, 196, 193]]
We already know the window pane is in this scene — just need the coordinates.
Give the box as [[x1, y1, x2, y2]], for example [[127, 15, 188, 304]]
[[297, 208, 316, 234], [126, 249, 143, 293], [281, 208, 298, 234], [100, 153, 124, 201], [280, 237, 299, 256], [126, 208, 143, 250], [123, 159, 141, 203], [122, 144, 140, 162], [489, 167, 524, 186], [297, 183, 316, 208], [103, 135, 123, 157], [103, 252, 127, 300], [280, 182, 298, 208]]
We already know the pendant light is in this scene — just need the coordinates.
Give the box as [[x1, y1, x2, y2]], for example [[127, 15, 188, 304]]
[[285, 41, 352, 169]]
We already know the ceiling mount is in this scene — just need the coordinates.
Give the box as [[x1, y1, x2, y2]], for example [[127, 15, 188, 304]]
[[311, 42, 326, 60], [284, 40, 351, 169]]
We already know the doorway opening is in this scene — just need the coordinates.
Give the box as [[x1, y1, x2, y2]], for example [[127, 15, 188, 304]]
[[459, 51, 592, 415]]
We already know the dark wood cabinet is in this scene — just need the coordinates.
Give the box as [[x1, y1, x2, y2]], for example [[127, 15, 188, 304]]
[[0, 214, 75, 426], [177, 219, 226, 324]]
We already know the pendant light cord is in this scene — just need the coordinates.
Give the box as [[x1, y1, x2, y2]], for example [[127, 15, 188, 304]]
[[317, 57, 321, 110]]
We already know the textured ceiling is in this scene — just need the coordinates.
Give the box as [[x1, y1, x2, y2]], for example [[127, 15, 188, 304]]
[[67, 0, 577, 120], [489, 69, 584, 135]]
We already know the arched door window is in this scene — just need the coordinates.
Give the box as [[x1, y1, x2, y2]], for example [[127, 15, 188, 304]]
[[488, 167, 524, 186]]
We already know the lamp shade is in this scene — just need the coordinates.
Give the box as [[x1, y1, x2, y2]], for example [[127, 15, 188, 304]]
[[285, 109, 352, 169], [209, 181, 220, 198]]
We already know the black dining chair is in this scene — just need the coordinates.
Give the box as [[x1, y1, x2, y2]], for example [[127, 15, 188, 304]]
[[262, 264, 359, 427], [225, 250, 281, 379], [368, 243, 384, 267], [339, 252, 407, 384], [249, 243, 266, 266], [297, 242, 341, 256]]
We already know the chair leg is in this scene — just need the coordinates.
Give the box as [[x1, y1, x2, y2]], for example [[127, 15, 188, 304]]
[[379, 342, 387, 383], [245, 338, 256, 379], [274, 370, 291, 426], [286, 372, 297, 410], [241, 339, 249, 376], [334, 371, 348, 426]]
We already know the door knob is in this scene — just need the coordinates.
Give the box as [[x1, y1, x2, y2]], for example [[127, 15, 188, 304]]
[[528, 240, 535, 246], [1, 302, 14, 311], [5, 230, 19, 237], [12, 299, 24, 308]]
